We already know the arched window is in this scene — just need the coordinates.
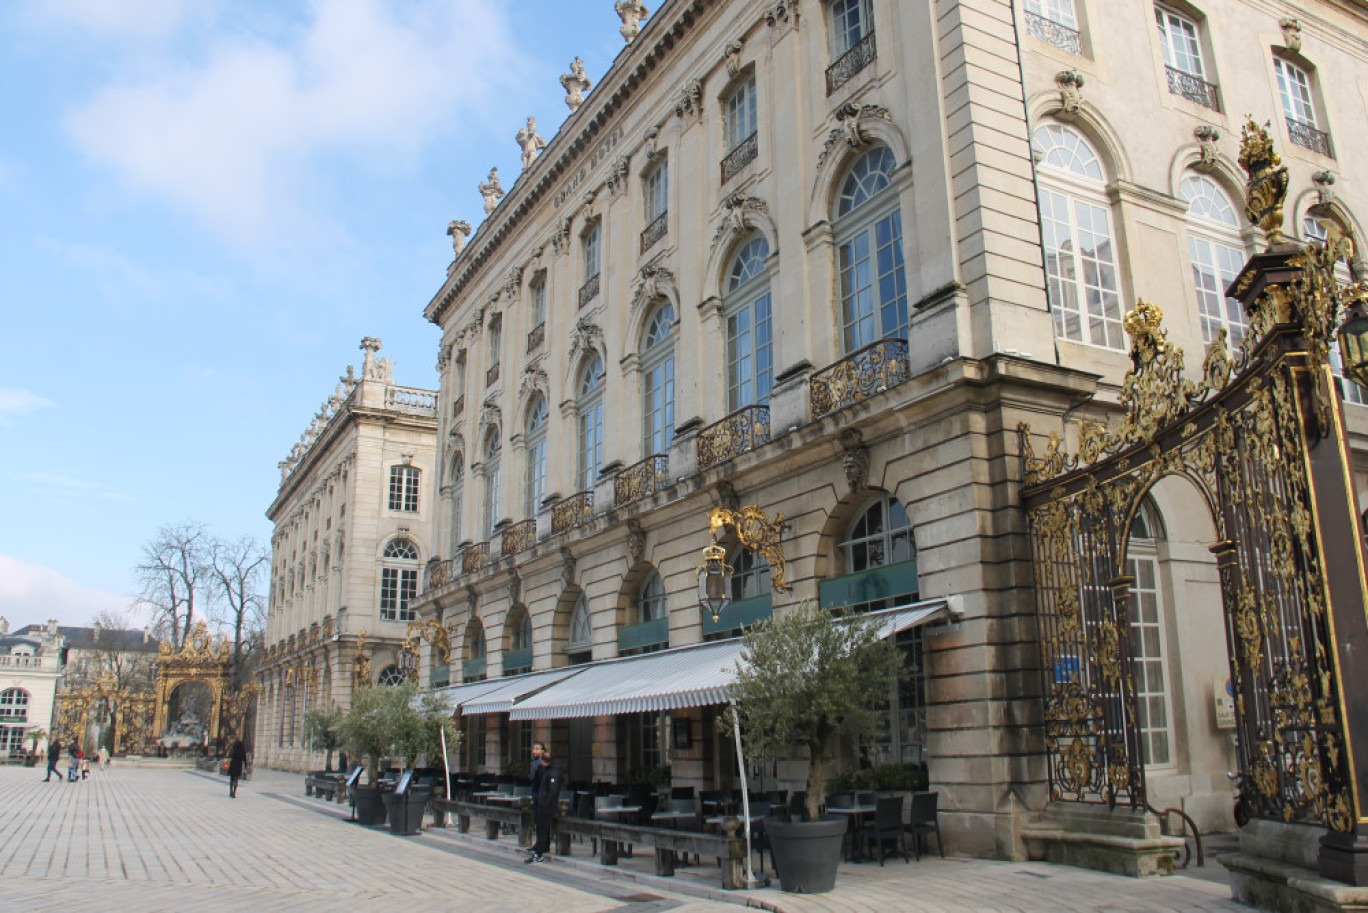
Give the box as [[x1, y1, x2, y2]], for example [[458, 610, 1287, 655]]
[[482, 429, 501, 536], [505, 608, 533, 675], [380, 538, 420, 622], [466, 620, 487, 683], [524, 397, 548, 518], [1126, 497, 1172, 767], [515, 611, 533, 651], [1034, 123, 1125, 349], [835, 145, 907, 351], [568, 593, 593, 658], [641, 302, 676, 455], [638, 571, 668, 623], [577, 355, 605, 491], [377, 664, 407, 686], [725, 235, 774, 410], [842, 494, 916, 574], [1181, 174, 1247, 346], [730, 548, 771, 601]]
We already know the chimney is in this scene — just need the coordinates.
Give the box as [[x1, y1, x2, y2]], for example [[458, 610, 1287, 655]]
[[46, 619, 58, 639], [0, 616, 8, 635]]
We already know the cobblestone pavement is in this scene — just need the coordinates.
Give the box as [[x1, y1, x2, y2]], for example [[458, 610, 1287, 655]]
[[0, 764, 1250, 912]]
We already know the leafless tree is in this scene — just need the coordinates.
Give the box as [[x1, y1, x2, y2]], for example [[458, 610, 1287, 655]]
[[207, 535, 269, 692], [88, 608, 156, 692], [136, 522, 211, 649]]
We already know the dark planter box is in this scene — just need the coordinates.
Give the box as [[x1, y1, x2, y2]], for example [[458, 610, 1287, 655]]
[[385, 787, 431, 836], [352, 786, 390, 827], [767, 817, 847, 894]]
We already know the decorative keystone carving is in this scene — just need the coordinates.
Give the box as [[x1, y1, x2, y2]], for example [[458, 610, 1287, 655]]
[[607, 154, 632, 196], [1194, 125, 1221, 171], [1280, 17, 1302, 52], [615, 0, 649, 44], [674, 78, 703, 121], [643, 126, 660, 160], [516, 117, 546, 170], [724, 39, 744, 77], [561, 547, 576, 586], [839, 429, 869, 492], [716, 480, 740, 512], [504, 265, 524, 299], [816, 102, 892, 170], [568, 319, 604, 362], [626, 519, 646, 564], [630, 263, 675, 315], [507, 568, 521, 605], [1313, 170, 1337, 209], [550, 217, 571, 255], [560, 57, 592, 111], [709, 194, 769, 252], [447, 219, 472, 256], [1056, 70, 1085, 115], [479, 167, 505, 214], [519, 364, 548, 399]]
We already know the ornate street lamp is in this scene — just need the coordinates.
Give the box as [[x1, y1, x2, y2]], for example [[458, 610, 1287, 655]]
[[1337, 282, 1368, 389], [696, 505, 790, 625]]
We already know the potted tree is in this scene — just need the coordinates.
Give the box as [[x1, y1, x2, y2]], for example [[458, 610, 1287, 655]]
[[24, 728, 47, 767], [303, 705, 344, 773], [729, 600, 899, 893], [339, 683, 410, 826], [384, 689, 460, 836]]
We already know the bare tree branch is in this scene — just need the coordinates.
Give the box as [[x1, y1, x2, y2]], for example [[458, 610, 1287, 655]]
[[135, 522, 210, 649], [207, 534, 269, 693]]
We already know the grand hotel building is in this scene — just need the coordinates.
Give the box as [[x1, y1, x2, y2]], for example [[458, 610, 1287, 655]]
[[264, 0, 1368, 860]]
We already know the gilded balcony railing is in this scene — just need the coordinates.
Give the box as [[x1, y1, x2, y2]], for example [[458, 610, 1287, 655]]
[[1165, 66, 1220, 111], [1024, 11, 1079, 54], [809, 337, 910, 419], [578, 273, 601, 308], [486, 361, 500, 387], [825, 30, 876, 94], [640, 212, 667, 254], [720, 132, 758, 184], [697, 405, 771, 470], [501, 519, 536, 557], [385, 385, 438, 417], [552, 490, 594, 534], [614, 454, 669, 507], [527, 322, 545, 352], [424, 557, 455, 592], [1287, 117, 1332, 157], [461, 542, 490, 574], [451, 394, 465, 421]]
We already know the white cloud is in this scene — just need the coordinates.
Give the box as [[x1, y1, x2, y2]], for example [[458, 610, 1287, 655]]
[[19, 0, 204, 43], [0, 389, 54, 424], [4, 471, 128, 503], [63, 0, 524, 249], [0, 555, 129, 630]]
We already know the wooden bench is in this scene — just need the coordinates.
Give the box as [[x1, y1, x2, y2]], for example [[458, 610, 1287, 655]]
[[433, 798, 533, 846], [304, 773, 343, 802]]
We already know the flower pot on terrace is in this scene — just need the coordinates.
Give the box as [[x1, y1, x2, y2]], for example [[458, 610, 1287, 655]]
[[384, 787, 431, 836], [352, 785, 390, 826], [766, 817, 847, 894]]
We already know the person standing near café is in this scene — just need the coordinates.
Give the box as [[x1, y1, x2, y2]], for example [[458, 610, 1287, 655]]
[[524, 741, 561, 864], [43, 736, 62, 782]]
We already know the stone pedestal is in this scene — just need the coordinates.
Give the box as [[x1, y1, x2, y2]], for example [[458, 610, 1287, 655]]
[[1222, 852, 1368, 912], [1021, 802, 1185, 877]]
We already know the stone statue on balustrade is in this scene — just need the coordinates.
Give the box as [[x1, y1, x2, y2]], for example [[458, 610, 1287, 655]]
[[516, 117, 546, 169], [447, 219, 471, 256], [479, 167, 505, 214], [616, 0, 649, 43], [560, 57, 591, 111]]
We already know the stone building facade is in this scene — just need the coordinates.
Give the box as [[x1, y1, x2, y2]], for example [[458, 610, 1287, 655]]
[[255, 339, 438, 771], [400, 0, 1368, 862], [0, 621, 63, 757]]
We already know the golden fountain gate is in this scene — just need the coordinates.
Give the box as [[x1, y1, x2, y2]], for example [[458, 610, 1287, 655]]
[[1017, 120, 1368, 905]]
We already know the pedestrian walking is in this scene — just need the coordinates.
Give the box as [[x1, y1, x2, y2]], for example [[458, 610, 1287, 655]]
[[43, 737, 62, 782], [227, 740, 247, 798], [524, 741, 562, 864], [97, 745, 110, 769], [66, 742, 81, 782]]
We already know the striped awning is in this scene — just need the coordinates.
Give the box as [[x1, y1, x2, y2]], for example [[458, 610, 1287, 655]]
[[425, 677, 507, 713], [459, 667, 585, 716]]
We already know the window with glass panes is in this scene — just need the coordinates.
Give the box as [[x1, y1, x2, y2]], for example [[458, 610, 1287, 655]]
[[482, 430, 501, 536], [641, 303, 676, 455], [1025, 0, 1076, 28], [568, 594, 593, 659], [1126, 501, 1173, 767], [524, 397, 548, 518], [1156, 6, 1204, 78], [1181, 174, 1247, 346], [530, 277, 546, 331], [638, 571, 667, 623], [836, 145, 907, 351], [725, 236, 774, 409], [841, 495, 916, 577], [380, 538, 419, 622], [449, 453, 464, 549], [577, 355, 605, 491], [645, 161, 668, 223], [725, 76, 757, 153], [829, 0, 872, 57], [1034, 123, 1125, 349], [583, 223, 601, 281], [388, 465, 420, 512], [1305, 216, 1367, 405], [1275, 58, 1318, 130]]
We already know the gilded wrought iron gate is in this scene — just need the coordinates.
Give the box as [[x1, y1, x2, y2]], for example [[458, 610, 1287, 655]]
[[1018, 121, 1359, 835]]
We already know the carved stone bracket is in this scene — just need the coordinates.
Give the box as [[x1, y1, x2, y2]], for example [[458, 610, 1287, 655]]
[[1056, 70, 1085, 115], [1280, 17, 1302, 52], [507, 568, 522, 605], [504, 265, 524, 299], [716, 480, 740, 512], [643, 126, 661, 161], [724, 39, 744, 77], [519, 363, 549, 400], [1313, 171, 1337, 210], [765, 1, 799, 35], [568, 319, 604, 363], [550, 217, 571, 256], [1194, 125, 1221, 171], [630, 263, 675, 315], [674, 78, 703, 122], [607, 154, 632, 196], [560, 547, 576, 586], [816, 103, 892, 171], [839, 428, 869, 492], [710, 194, 769, 252]]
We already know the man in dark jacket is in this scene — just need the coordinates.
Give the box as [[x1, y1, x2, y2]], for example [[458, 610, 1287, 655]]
[[525, 741, 562, 863], [44, 737, 62, 782], [227, 741, 248, 798]]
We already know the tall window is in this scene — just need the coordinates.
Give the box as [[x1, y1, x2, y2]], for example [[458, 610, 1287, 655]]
[[1156, 6, 1218, 110], [1181, 174, 1247, 346], [730, 549, 771, 601], [0, 688, 28, 756], [280, 682, 296, 746], [482, 430, 501, 536], [1275, 57, 1331, 156], [568, 593, 593, 661], [466, 620, 487, 683], [725, 235, 774, 409], [388, 465, 420, 512], [722, 75, 758, 182], [380, 538, 419, 622], [449, 453, 464, 551], [829, 0, 873, 57], [529, 277, 546, 346], [641, 302, 676, 455], [1023, 0, 1080, 54], [1127, 500, 1173, 767], [577, 355, 605, 491], [487, 314, 503, 386], [643, 160, 669, 252], [1305, 216, 1367, 405], [638, 571, 668, 623], [506, 608, 533, 675], [836, 145, 907, 352], [1034, 123, 1125, 350], [524, 397, 548, 518]]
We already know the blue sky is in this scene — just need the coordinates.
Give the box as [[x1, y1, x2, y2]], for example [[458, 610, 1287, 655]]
[[0, 0, 627, 631]]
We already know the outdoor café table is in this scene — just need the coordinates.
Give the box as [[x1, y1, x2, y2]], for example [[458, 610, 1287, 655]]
[[470, 790, 505, 803], [486, 794, 529, 807], [826, 804, 877, 862], [594, 805, 643, 820]]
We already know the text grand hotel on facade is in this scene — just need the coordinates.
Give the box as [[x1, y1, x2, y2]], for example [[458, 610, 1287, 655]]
[[258, 0, 1368, 860]]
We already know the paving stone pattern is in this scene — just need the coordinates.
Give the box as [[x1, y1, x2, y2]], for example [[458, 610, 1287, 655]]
[[0, 764, 1249, 912]]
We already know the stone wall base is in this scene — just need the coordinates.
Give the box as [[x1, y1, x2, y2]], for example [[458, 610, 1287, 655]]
[[1222, 852, 1368, 912], [1022, 802, 1185, 877]]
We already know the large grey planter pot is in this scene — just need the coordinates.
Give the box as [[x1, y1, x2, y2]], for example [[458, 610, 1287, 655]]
[[767, 817, 847, 894], [352, 786, 389, 827], [384, 788, 431, 836]]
